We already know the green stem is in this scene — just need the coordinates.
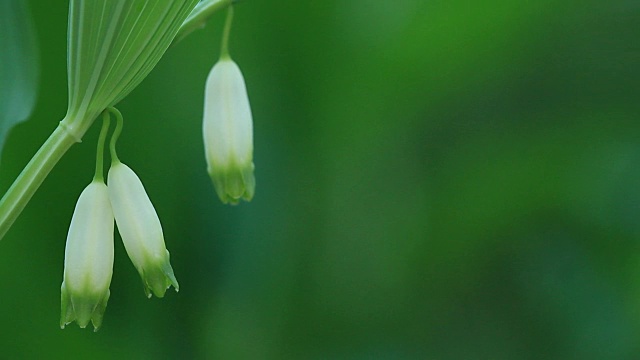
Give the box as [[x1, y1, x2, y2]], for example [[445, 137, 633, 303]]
[[108, 107, 123, 164], [0, 121, 79, 241], [173, 0, 233, 45], [93, 112, 111, 182], [220, 5, 234, 59]]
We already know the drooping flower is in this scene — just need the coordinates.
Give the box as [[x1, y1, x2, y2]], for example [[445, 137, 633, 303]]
[[203, 57, 255, 204], [60, 181, 114, 331], [107, 161, 178, 298]]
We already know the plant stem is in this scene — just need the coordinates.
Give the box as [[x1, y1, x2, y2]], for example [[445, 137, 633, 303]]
[[93, 112, 111, 182], [0, 122, 78, 241], [173, 0, 232, 45], [220, 5, 234, 59], [108, 107, 123, 164]]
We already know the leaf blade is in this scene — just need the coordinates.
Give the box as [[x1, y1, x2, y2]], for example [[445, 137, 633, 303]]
[[0, 0, 39, 156]]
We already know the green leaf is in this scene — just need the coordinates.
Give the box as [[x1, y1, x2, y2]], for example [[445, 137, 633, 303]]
[[0, 0, 39, 157], [63, 0, 200, 138]]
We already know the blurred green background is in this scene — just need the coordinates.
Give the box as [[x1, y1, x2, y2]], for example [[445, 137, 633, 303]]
[[1, 0, 640, 358]]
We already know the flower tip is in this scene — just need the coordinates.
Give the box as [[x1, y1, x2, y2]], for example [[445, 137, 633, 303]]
[[60, 283, 110, 331], [143, 281, 166, 299], [167, 265, 179, 293], [209, 163, 255, 205], [140, 253, 179, 298], [138, 260, 178, 298]]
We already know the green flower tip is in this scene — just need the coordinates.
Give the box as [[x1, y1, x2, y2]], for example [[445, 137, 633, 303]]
[[141, 250, 179, 299], [60, 283, 110, 332], [209, 161, 255, 205]]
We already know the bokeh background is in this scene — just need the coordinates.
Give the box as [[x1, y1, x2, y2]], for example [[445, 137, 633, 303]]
[[1, 0, 640, 358]]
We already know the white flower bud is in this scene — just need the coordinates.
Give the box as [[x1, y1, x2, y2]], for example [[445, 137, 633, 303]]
[[60, 181, 114, 331], [107, 161, 178, 298], [203, 58, 255, 204]]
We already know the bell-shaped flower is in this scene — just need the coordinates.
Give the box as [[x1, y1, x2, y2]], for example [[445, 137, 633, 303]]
[[107, 161, 178, 298], [203, 57, 255, 204], [60, 181, 114, 331]]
